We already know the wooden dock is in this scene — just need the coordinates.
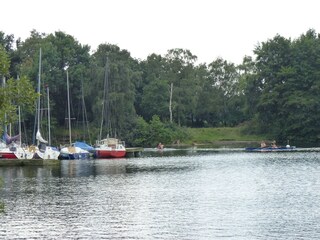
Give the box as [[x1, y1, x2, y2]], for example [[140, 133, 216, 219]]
[[0, 159, 61, 167], [126, 147, 144, 157]]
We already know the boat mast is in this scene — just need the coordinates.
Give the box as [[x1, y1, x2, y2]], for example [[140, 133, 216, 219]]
[[81, 79, 91, 142], [99, 59, 108, 141], [47, 85, 51, 145], [37, 48, 42, 146], [66, 69, 72, 145], [17, 75, 22, 144], [2, 76, 7, 134]]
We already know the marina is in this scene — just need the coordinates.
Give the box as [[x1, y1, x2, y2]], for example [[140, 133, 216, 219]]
[[0, 147, 143, 166]]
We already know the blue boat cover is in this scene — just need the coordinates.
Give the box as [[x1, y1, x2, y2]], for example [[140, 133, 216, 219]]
[[73, 141, 95, 151]]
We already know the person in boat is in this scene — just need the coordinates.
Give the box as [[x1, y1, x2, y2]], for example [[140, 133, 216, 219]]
[[271, 140, 278, 148], [260, 141, 267, 148], [157, 142, 164, 150]]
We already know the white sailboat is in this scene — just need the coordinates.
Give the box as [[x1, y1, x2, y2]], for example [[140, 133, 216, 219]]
[[33, 48, 60, 160], [59, 68, 90, 159], [0, 132, 35, 159]]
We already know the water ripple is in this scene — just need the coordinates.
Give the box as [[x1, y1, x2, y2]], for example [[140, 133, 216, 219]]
[[1, 152, 320, 239]]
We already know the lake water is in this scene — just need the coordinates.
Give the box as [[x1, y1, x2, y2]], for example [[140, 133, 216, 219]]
[[1, 149, 320, 239]]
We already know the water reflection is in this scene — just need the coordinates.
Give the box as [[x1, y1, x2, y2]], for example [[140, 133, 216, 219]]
[[1, 151, 320, 239]]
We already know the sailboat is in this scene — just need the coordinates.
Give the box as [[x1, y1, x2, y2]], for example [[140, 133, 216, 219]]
[[72, 80, 95, 157], [33, 48, 60, 160], [59, 68, 90, 160], [0, 77, 35, 160], [94, 137, 126, 158], [94, 60, 126, 159], [0, 132, 35, 159]]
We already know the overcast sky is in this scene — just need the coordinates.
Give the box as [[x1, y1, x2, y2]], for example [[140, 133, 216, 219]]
[[1, 0, 319, 64]]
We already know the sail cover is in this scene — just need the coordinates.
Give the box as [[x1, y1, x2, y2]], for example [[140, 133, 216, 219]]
[[36, 130, 48, 144], [2, 132, 20, 144]]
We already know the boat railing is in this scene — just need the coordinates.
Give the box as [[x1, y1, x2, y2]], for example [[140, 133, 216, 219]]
[[96, 138, 125, 147]]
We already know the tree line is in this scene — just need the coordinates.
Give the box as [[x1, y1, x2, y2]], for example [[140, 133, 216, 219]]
[[1, 29, 320, 147]]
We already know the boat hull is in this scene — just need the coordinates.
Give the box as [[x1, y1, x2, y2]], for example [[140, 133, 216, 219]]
[[95, 149, 126, 158], [33, 144, 60, 160], [59, 152, 91, 160], [0, 152, 17, 159], [59, 146, 90, 160], [0, 146, 36, 159], [94, 138, 126, 159]]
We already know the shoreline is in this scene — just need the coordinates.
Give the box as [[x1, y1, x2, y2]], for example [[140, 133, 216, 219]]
[[168, 140, 261, 148]]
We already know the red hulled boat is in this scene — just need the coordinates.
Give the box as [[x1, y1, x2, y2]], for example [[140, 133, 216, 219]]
[[94, 138, 126, 158]]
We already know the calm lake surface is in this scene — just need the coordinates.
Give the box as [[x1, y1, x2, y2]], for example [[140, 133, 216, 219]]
[[1, 149, 320, 239]]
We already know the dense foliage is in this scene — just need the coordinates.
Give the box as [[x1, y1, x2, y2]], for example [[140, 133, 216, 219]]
[[0, 46, 38, 135], [1, 29, 320, 147]]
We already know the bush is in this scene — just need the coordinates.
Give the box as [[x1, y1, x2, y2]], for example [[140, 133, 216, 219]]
[[128, 115, 189, 147]]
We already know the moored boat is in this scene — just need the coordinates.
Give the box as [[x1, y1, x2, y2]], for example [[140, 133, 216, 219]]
[[33, 141, 60, 160], [0, 133, 35, 160], [59, 145, 90, 160], [245, 146, 297, 152], [94, 138, 126, 158], [0, 145, 34, 159], [74, 141, 95, 156], [33, 48, 60, 160], [58, 70, 90, 160], [94, 59, 126, 159]]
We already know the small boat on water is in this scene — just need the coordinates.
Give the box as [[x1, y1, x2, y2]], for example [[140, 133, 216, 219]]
[[245, 140, 297, 152], [59, 145, 90, 159], [245, 146, 297, 152], [94, 138, 126, 158]]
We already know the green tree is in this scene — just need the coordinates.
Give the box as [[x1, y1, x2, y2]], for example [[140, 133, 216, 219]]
[[165, 48, 198, 126], [89, 43, 137, 140], [127, 116, 150, 147], [254, 34, 292, 139], [252, 29, 320, 146], [0, 46, 38, 136], [283, 30, 320, 145], [139, 54, 170, 121], [16, 31, 92, 144], [194, 63, 221, 127], [207, 58, 240, 126], [45, 31, 91, 126], [0, 45, 9, 76], [238, 56, 260, 120], [0, 31, 15, 52]]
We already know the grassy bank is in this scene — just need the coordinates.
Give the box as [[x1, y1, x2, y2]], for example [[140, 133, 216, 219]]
[[179, 127, 266, 148]]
